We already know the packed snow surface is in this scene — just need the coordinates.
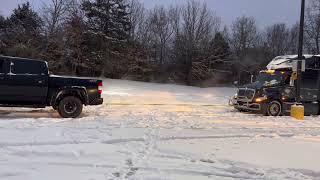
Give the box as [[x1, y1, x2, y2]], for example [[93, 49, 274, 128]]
[[0, 79, 320, 180]]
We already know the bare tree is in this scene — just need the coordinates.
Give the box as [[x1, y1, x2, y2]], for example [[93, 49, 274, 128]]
[[181, 0, 220, 50], [288, 23, 300, 55], [265, 23, 290, 57], [148, 6, 174, 65], [127, 0, 155, 53], [178, 0, 221, 83], [231, 16, 258, 56], [41, 0, 80, 73], [305, 0, 320, 54], [169, 6, 181, 37], [231, 16, 259, 84], [42, 0, 73, 36], [128, 0, 145, 41]]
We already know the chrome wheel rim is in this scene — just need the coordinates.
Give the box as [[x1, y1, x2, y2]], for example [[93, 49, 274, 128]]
[[269, 103, 280, 116]]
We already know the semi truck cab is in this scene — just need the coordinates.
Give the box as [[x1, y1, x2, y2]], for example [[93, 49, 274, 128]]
[[231, 55, 320, 116]]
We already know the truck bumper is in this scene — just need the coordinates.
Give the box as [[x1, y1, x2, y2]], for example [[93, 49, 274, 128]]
[[234, 102, 261, 111], [229, 97, 261, 111], [90, 98, 103, 105]]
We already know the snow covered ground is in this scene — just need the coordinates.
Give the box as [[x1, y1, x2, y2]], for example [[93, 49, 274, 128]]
[[0, 79, 320, 180]]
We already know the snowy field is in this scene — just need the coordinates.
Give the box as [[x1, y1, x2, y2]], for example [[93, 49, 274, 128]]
[[0, 79, 320, 180]]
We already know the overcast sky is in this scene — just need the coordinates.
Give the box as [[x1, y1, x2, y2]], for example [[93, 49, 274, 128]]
[[0, 0, 303, 28]]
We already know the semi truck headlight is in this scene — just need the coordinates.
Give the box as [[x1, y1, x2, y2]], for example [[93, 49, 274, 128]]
[[255, 96, 268, 103]]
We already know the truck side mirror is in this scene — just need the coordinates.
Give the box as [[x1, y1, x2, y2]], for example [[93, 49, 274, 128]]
[[290, 77, 294, 87], [251, 75, 255, 83], [290, 72, 297, 87], [234, 81, 239, 86]]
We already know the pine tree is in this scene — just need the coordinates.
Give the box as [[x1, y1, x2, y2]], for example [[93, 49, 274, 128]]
[[0, 15, 5, 29], [64, 12, 100, 76], [5, 2, 43, 58], [191, 32, 231, 83], [82, 0, 131, 77], [209, 32, 232, 78], [113, 0, 131, 41], [0, 15, 6, 54], [210, 32, 231, 64]]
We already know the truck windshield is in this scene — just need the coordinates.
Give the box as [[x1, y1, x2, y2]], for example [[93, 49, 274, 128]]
[[256, 73, 283, 86]]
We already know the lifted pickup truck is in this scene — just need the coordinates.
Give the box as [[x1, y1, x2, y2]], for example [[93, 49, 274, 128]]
[[0, 56, 103, 118]]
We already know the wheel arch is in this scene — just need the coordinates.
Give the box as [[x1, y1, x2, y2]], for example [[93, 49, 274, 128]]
[[51, 87, 89, 107]]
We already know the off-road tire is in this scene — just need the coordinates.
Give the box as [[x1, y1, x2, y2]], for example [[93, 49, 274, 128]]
[[58, 96, 83, 118]]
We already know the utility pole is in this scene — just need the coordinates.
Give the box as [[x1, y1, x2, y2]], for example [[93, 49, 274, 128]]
[[296, 0, 305, 104], [291, 0, 306, 120]]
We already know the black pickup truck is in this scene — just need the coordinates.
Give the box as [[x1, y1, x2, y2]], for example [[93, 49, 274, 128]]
[[0, 56, 103, 118]]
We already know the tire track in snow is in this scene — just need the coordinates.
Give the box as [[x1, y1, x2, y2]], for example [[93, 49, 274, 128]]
[[0, 134, 254, 148], [108, 111, 161, 179], [106, 102, 230, 108], [43, 161, 266, 179]]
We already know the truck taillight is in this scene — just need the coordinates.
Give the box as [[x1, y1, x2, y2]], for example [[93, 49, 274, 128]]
[[98, 82, 103, 94]]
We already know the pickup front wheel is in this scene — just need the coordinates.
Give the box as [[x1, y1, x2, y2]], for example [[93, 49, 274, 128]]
[[58, 96, 83, 118]]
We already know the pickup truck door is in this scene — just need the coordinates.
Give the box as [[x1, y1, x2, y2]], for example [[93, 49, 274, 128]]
[[5, 59, 49, 105]]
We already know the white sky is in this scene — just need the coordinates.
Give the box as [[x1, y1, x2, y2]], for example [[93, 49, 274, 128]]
[[0, 0, 304, 28]]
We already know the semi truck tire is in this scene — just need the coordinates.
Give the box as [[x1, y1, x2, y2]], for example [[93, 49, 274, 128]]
[[267, 101, 282, 116]]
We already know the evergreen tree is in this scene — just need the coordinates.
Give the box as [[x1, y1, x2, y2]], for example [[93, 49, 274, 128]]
[[113, 0, 131, 41], [210, 32, 232, 83], [82, 0, 115, 39], [64, 12, 100, 76], [210, 32, 230, 61], [82, 0, 131, 77], [0, 15, 5, 29], [5, 2, 43, 58], [0, 15, 6, 54], [190, 32, 231, 83]]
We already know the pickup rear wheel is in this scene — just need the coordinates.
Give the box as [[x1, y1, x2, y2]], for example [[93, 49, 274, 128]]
[[58, 96, 83, 118]]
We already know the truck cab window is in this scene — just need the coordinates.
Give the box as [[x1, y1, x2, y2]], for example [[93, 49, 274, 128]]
[[256, 73, 282, 86], [11, 60, 46, 75]]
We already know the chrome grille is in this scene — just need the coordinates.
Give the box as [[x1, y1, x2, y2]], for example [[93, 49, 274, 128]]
[[237, 88, 256, 101]]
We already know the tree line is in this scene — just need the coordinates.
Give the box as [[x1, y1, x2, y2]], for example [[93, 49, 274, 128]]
[[0, 0, 319, 86]]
